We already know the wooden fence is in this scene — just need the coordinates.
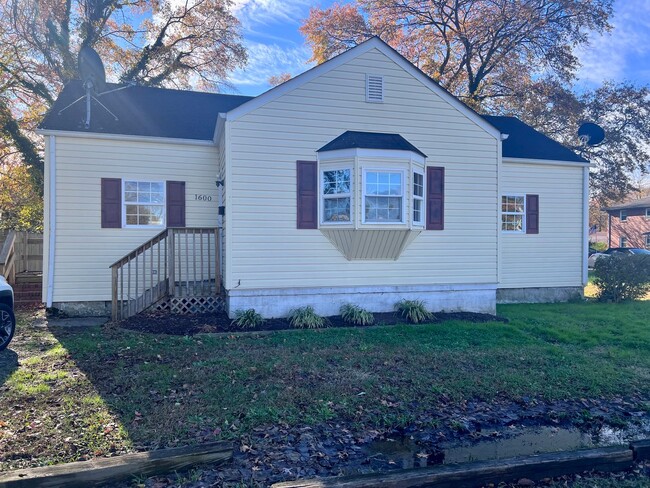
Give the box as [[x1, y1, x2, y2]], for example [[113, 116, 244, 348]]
[[0, 231, 43, 283]]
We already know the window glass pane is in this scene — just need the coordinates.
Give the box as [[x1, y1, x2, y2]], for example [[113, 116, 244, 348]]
[[137, 182, 151, 192], [150, 192, 164, 203], [514, 196, 525, 213], [323, 197, 351, 222], [150, 182, 164, 193], [413, 173, 423, 197], [323, 169, 350, 195], [148, 206, 164, 225], [365, 196, 402, 222], [126, 215, 138, 225], [124, 191, 137, 202], [366, 171, 402, 197], [413, 199, 422, 222], [139, 192, 151, 203], [125, 181, 137, 191]]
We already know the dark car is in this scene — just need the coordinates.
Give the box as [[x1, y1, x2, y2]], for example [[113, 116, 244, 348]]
[[0, 275, 15, 351], [601, 248, 650, 256]]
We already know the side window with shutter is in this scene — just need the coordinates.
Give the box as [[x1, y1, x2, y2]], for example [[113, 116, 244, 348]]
[[297, 161, 318, 229], [101, 178, 122, 228], [526, 194, 539, 234], [426, 166, 444, 230]]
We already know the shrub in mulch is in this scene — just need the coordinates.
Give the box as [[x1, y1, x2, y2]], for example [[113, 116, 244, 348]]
[[116, 309, 508, 336]]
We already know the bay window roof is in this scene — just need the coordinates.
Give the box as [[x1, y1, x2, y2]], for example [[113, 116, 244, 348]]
[[317, 131, 427, 158]]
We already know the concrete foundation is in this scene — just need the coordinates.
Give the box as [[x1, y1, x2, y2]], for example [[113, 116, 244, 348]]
[[496, 286, 583, 304], [227, 283, 498, 318], [52, 301, 111, 317]]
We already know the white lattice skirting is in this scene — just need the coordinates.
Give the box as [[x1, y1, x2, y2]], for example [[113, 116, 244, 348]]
[[150, 296, 226, 314]]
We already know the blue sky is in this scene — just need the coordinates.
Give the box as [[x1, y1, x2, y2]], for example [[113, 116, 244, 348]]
[[227, 0, 650, 96]]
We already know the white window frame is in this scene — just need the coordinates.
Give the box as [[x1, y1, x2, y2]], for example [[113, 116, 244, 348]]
[[412, 169, 425, 227], [501, 194, 526, 233], [620, 236, 628, 247], [645, 234, 650, 248], [620, 209, 628, 222], [362, 168, 407, 225], [320, 166, 353, 226], [122, 179, 166, 229], [645, 208, 650, 219]]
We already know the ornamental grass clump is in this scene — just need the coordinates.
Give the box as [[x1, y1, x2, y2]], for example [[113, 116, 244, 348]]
[[593, 254, 650, 303], [288, 306, 326, 329], [340, 303, 374, 326], [231, 309, 265, 329], [395, 299, 433, 324]]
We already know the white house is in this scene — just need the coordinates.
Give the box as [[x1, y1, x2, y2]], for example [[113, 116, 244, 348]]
[[37, 38, 589, 319]]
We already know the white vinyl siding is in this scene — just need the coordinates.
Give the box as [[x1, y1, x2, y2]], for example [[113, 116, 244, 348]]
[[500, 162, 584, 288], [49, 136, 219, 302], [227, 47, 499, 290]]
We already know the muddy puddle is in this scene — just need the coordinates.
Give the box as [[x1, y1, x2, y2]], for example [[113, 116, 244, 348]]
[[364, 418, 650, 470]]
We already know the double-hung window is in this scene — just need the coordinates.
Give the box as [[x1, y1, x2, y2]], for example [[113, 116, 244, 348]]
[[501, 195, 525, 232], [363, 170, 404, 223], [322, 169, 352, 223], [413, 171, 424, 226], [123, 180, 165, 227], [620, 210, 628, 222]]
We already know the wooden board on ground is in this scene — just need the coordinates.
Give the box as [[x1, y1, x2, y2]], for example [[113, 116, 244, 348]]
[[0, 441, 232, 488], [631, 440, 650, 461], [272, 446, 633, 488]]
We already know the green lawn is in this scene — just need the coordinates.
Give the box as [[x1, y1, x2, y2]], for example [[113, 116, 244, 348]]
[[1, 301, 649, 471]]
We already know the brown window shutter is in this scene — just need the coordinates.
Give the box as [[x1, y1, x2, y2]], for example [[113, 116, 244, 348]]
[[297, 161, 318, 229], [167, 181, 186, 227], [526, 194, 539, 234], [426, 166, 444, 230], [101, 178, 122, 228]]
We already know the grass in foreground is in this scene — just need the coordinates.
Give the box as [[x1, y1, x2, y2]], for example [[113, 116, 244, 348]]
[[1, 301, 649, 471]]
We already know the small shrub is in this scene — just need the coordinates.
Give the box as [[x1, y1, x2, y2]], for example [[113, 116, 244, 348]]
[[288, 306, 326, 329], [395, 299, 433, 324], [589, 241, 608, 252], [231, 309, 264, 328], [340, 303, 374, 326], [593, 254, 650, 302]]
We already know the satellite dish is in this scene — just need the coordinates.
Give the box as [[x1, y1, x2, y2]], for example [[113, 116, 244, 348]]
[[78, 46, 107, 94], [578, 122, 605, 146], [58, 46, 132, 129]]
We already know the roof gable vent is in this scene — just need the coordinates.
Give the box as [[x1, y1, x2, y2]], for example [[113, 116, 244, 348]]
[[366, 75, 384, 103]]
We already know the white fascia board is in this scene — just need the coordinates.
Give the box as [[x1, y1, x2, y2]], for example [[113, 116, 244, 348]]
[[224, 37, 501, 141], [213, 113, 227, 144], [318, 147, 425, 164], [503, 157, 591, 168], [36, 129, 215, 147]]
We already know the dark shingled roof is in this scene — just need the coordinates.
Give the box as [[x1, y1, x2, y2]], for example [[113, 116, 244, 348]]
[[318, 131, 427, 158], [483, 115, 588, 163], [39, 80, 253, 141], [603, 196, 650, 211]]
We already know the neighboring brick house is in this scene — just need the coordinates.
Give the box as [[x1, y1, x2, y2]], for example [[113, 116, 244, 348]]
[[603, 196, 650, 248]]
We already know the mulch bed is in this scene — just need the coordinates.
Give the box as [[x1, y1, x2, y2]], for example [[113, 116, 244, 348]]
[[117, 310, 508, 335]]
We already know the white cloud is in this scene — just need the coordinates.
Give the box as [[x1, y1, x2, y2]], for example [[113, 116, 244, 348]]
[[231, 0, 312, 27], [228, 41, 313, 88], [577, 0, 650, 84]]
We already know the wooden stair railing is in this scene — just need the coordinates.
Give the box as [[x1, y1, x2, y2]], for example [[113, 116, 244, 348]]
[[110, 227, 220, 321], [0, 230, 17, 284]]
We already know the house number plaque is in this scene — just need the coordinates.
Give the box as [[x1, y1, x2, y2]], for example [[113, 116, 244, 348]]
[[194, 194, 213, 202]]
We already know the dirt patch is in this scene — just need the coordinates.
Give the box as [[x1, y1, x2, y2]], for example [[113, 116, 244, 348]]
[[117, 310, 508, 336]]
